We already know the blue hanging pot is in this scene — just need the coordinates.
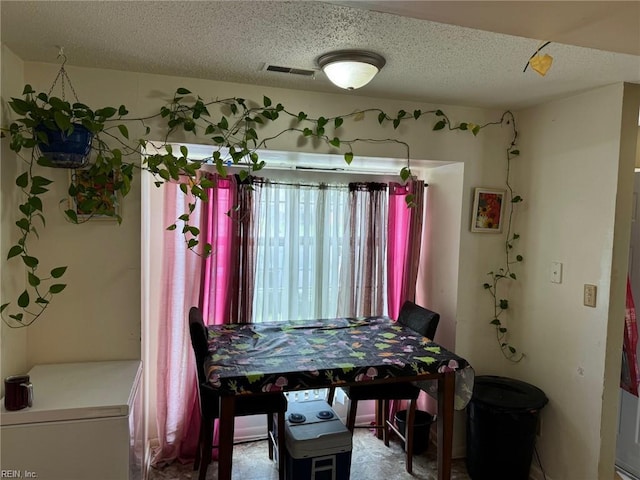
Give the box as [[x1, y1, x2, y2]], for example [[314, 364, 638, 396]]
[[36, 123, 93, 168]]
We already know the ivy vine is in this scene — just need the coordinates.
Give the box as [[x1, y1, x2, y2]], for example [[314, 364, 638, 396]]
[[3, 84, 523, 362]]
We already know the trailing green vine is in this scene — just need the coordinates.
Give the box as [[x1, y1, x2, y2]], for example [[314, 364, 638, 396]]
[[480, 112, 524, 362], [2, 83, 524, 363]]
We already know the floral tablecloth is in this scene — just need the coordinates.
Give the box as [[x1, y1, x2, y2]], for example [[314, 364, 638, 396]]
[[204, 316, 472, 408]]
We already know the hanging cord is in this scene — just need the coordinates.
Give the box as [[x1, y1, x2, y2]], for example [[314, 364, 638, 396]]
[[46, 46, 80, 103], [523, 41, 552, 73], [534, 445, 548, 480]]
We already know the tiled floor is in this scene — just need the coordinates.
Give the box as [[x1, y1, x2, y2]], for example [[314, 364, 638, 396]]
[[149, 429, 471, 480]]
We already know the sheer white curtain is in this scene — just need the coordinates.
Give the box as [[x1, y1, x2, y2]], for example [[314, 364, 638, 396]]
[[252, 181, 349, 322]]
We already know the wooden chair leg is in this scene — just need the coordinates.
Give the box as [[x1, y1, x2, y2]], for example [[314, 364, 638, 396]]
[[199, 417, 214, 480], [277, 411, 286, 480], [346, 398, 358, 432], [382, 400, 390, 447], [326, 387, 336, 405], [375, 399, 384, 439], [405, 399, 417, 474], [267, 413, 275, 460], [194, 417, 203, 471]]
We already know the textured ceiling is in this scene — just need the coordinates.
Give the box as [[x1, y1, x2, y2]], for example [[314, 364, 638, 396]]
[[1, 0, 639, 110]]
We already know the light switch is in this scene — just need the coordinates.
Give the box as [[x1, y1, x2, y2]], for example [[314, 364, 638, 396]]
[[584, 284, 597, 307], [550, 262, 563, 284]]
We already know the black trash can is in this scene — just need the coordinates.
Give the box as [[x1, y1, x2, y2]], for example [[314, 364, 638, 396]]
[[394, 409, 434, 454], [466, 375, 548, 480]]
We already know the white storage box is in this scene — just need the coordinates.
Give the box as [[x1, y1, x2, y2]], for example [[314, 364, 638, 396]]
[[1, 361, 143, 480], [284, 399, 352, 480]]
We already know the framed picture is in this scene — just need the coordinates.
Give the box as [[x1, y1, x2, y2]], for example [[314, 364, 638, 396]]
[[471, 187, 505, 233], [68, 169, 121, 220]]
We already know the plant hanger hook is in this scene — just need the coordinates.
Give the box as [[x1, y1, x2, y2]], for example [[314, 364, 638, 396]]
[[47, 46, 80, 103]]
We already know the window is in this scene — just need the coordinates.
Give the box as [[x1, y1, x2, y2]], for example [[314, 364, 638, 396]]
[[252, 181, 351, 322]]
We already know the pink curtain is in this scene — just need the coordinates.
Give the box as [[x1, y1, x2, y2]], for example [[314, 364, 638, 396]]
[[154, 173, 252, 465], [387, 179, 425, 421], [153, 179, 205, 465], [199, 175, 239, 325], [622, 275, 639, 396], [387, 180, 425, 319]]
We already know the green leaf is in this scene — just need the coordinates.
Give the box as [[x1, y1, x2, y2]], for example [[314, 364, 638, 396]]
[[509, 273, 517, 280], [329, 137, 340, 147], [433, 120, 446, 131], [510, 149, 520, 156], [499, 299, 509, 309], [166, 224, 177, 231], [17, 290, 29, 308], [400, 167, 411, 182], [413, 110, 422, 119], [28, 272, 40, 286], [344, 152, 353, 165], [15, 218, 30, 231], [512, 195, 523, 203], [0, 303, 8, 313], [28, 196, 43, 212], [117, 124, 129, 139], [54, 111, 71, 131], [49, 284, 67, 294], [471, 125, 481, 136], [459, 122, 468, 130], [263, 96, 272, 107], [10, 98, 31, 115], [435, 109, 444, 116], [96, 107, 117, 118], [378, 112, 385, 124], [176, 87, 191, 95], [51, 266, 67, 278], [516, 255, 523, 262], [490, 319, 501, 325], [16, 172, 29, 188], [65, 209, 78, 223], [7, 245, 23, 259], [334, 117, 343, 128], [22, 255, 38, 268], [297, 112, 307, 121], [483, 283, 491, 289]]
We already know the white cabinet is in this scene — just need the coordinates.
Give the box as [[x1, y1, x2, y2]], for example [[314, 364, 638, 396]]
[[1, 360, 143, 480]]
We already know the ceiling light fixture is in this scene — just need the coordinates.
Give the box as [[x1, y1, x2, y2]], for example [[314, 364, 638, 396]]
[[523, 41, 553, 76], [318, 50, 386, 90]]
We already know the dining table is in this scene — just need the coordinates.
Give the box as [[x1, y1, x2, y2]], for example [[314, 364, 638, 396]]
[[204, 315, 471, 480]]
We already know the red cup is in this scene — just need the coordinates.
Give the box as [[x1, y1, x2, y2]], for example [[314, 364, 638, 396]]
[[4, 375, 33, 411]]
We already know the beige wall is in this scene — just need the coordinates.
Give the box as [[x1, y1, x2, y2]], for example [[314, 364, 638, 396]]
[[1, 45, 28, 391], [512, 83, 639, 479], [2, 52, 636, 480]]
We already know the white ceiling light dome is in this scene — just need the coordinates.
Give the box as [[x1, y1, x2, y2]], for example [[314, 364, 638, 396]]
[[318, 50, 386, 90]]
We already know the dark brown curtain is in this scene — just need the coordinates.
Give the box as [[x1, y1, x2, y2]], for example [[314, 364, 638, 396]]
[[337, 182, 388, 317]]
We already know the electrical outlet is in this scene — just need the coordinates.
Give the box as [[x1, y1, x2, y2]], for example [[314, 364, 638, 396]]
[[584, 284, 597, 307]]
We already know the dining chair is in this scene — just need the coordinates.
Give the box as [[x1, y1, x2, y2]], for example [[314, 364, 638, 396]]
[[188, 307, 287, 480], [326, 301, 440, 473]]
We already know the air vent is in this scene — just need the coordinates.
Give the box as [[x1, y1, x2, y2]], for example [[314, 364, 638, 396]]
[[264, 64, 316, 77]]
